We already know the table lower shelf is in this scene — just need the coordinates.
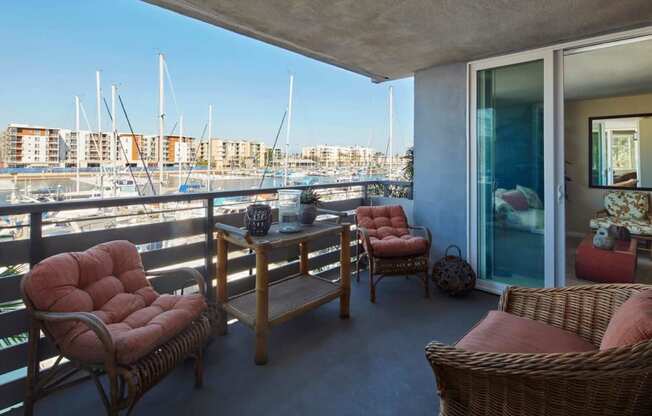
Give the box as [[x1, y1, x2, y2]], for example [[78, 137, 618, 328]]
[[223, 273, 343, 327]]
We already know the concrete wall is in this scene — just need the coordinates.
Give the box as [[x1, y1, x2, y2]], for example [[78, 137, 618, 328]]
[[565, 93, 652, 234], [413, 63, 468, 259]]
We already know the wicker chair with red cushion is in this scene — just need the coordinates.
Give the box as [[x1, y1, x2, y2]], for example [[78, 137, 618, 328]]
[[355, 205, 431, 302], [21, 240, 213, 416]]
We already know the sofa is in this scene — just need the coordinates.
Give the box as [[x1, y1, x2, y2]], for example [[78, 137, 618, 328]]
[[590, 190, 652, 237]]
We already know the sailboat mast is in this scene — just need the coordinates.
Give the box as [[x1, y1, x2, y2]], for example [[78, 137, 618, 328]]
[[284, 74, 293, 187], [158, 53, 165, 195], [388, 86, 393, 179], [179, 115, 183, 189], [75, 96, 81, 193], [111, 84, 117, 196], [207, 104, 212, 191], [96, 70, 104, 197]]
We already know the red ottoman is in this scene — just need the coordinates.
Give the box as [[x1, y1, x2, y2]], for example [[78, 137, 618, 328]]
[[575, 234, 637, 283]]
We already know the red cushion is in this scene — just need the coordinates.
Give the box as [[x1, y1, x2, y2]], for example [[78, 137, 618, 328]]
[[601, 290, 652, 350], [501, 190, 529, 211], [457, 311, 596, 353], [24, 240, 207, 365], [356, 205, 428, 258]]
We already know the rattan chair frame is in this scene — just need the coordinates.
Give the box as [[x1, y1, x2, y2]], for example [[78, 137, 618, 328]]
[[21, 266, 215, 416], [425, 284, 652, 416], [355, 214, 432, 302]]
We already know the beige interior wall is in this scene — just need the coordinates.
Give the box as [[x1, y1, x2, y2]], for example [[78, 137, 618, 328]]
[[565, 93, 652, 234]]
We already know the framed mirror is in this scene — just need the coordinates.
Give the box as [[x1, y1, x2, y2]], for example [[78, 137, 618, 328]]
[[589, 113, 652, 189]]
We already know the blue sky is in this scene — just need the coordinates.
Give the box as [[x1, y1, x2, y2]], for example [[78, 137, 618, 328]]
[[0, 0, 414, 154]]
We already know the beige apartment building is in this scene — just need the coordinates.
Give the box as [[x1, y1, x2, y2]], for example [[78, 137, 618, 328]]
[[301, 145, 375, 168], [198, 138, 269, 169]]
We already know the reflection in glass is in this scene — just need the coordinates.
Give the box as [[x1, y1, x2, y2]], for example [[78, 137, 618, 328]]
[[477, 60, 544, 287], [590, 115, 652, 189]]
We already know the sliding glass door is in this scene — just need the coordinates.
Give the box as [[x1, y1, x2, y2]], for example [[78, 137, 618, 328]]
[[470, 52, 556, 291]]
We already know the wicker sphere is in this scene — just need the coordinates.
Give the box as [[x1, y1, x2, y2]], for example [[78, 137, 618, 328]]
[[433, 245, 476, 296]]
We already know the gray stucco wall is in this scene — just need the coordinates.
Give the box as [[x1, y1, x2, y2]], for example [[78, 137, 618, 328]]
[[413, 63, 468, 260]]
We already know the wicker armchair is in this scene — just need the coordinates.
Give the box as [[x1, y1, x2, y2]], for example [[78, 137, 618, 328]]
[[21, 241, 214, 416], [355, 205, 431, 302], [425, 284, 652, 416]]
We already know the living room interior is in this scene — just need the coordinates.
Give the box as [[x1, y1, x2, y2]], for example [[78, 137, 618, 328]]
[[564, 36, 652, 285]]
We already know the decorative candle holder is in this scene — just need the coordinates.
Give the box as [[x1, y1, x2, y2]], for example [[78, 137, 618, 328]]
[[277, 189, 302, 233], [244, 203, 273, 236]]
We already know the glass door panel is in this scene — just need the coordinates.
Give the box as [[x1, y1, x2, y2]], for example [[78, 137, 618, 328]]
[[476, 60, 545, 287]]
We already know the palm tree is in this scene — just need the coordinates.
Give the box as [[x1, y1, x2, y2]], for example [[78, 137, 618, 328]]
[[402, 147, 414, 182]]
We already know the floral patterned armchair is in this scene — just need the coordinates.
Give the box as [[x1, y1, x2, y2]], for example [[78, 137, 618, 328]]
[[590, 191, 652, 236]]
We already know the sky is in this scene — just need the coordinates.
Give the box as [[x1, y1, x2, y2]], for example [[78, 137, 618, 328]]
[[0, 0, 414, 155]]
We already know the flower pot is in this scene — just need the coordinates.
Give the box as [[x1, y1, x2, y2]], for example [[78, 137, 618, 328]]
[[299, 204, 317, 225]]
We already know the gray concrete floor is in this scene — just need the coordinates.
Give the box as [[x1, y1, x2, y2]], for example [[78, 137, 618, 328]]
[[36, 272, 498, 416]]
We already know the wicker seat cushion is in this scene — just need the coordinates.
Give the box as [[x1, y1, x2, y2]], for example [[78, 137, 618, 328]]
[[601, 290, 652, 350], [356, 205, 428, 258], [456, 311, 596, 353], [24, 240, 207, 365]]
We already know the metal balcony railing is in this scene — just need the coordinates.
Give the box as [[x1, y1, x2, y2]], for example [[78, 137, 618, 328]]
[[0, 179, 411, 412]]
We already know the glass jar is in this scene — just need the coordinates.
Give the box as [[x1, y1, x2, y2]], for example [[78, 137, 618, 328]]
[[277, 189, 302, 232]]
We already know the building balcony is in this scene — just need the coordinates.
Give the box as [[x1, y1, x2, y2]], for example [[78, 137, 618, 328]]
[[0, 180, 472, 416]]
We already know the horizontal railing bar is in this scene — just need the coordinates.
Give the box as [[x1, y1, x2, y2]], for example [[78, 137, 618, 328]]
[[0, 181, 404, 215]]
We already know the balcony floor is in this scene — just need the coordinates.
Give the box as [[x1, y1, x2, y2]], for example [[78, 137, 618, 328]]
[[37, 272, 498, 415]]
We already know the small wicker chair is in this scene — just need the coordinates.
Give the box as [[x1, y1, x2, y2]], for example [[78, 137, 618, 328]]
[[355, 205, 431, 302], [425, 284, 652, 416], [21, 240, 214, 416]]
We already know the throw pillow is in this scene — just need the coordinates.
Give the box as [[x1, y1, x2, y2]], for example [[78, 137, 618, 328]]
[[516, 185, 543, 209], [604, 191, 648, 220], [501, 190, 529, 211], [601, 290, 652, 349], [494, 196, 515, 219]]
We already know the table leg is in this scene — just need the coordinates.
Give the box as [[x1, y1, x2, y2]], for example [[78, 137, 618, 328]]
[[255, 247, 269, 365], [299, 241, 309, 275], [340, 224, 351, 319], [216, 236, 228, 335]]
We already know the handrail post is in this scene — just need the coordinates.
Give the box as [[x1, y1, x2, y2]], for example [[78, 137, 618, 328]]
[[204, 197, 215, 302], [383, 181, 390, 197], [29, 212, 43, 267], [363, 183, 369, 206]]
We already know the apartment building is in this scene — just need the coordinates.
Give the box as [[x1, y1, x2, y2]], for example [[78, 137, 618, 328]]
[[4, 124, 63, 167], [198, 138, 268, 169], [59, 130, 114, 167], [165, 135, 197, 164], [301, 145, 375, 168]]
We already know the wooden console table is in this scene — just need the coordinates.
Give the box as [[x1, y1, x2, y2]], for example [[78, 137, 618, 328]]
[[215, 221, 351, 365]]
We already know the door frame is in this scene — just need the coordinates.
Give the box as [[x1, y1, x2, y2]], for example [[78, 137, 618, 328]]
[[466, 26, 652, 294], [468, 50, 555, 294]]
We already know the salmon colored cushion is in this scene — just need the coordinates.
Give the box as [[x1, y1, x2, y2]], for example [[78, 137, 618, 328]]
[[501, 190, 529, 211], [600, 290, 652, 350], [356, 205, 428, 258], [24, 240, 207, 365], [457, 311, 596, 353]]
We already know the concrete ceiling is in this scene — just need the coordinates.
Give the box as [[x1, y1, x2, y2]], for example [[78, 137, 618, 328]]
[[143, 0, 652, 81], [565, 39, 652, 100]]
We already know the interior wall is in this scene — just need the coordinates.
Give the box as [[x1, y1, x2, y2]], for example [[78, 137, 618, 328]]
[[414, 62, 467, 259], [565, 93, 652, 234]]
